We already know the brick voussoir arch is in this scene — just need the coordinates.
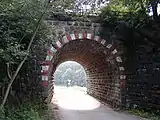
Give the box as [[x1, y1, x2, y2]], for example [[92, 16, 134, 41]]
[[41, 32, 126, 104]]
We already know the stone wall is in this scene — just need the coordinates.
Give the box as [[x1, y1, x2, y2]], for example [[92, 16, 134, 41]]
[[86, 60, 122, 108], [47, 20, 101, 40], [42, 18, 160, 110], [42, 19, 160, 110], [125, 44, 160, 109]]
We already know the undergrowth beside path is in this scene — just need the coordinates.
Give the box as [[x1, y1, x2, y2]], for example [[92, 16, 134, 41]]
[[127, 108, 160, 120], [0, 102, 52, 120]]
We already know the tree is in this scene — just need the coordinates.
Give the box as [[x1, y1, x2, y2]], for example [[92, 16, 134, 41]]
[[51, 0, 76, 13], [118, 0, 159, 19], [0, 0, 53, 109], [148, 0, 159, 19], [54, 62, 86, 86]]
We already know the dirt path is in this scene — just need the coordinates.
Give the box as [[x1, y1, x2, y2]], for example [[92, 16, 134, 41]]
[[50, 86, 146, 120]]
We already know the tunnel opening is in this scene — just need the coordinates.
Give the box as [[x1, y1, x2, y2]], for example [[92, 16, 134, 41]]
[[41, 32, 126, 109], [53, 61, 100, 110], [54, 61, 87, 88]]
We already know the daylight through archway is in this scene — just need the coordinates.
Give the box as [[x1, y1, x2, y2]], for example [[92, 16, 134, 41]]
[[54, 61, 87, 88], [53, 61, 102, 110]]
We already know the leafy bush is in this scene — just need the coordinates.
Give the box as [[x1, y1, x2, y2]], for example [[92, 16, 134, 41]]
[[99, 0, 150, 28], [0, 102, 47, 120], [127, 108, 160, 120], [0, 0, 55, 104]]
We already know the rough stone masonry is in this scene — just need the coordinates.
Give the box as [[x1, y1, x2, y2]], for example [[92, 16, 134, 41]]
[[41, 15, 160, 109]]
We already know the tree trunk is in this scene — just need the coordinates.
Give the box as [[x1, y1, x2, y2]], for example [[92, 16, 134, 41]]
[[151, 0, 158, 19]]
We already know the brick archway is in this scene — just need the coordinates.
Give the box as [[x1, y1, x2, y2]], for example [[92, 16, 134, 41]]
[[41, 32, 126, 108]]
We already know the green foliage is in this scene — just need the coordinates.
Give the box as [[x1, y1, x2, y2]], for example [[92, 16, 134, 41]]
[[99, 0, 150, 27], [0, 0, 55, 104], [51, 0, 76, 13], [0, 0, 52, 64], [127, 108, 160, 120], [0, 102, 47, 120], [0, 1, 53, 72], [54, 62, 86, 86]]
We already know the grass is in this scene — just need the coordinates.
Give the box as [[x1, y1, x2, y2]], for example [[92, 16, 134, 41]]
[[0, 102, 48, 120], [127, 108, 160, 120]]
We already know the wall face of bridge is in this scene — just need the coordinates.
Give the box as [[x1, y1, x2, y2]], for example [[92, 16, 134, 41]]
[[39, 19, 160, 110], [125, 45, 160, 108], [40, 20, 126, 108]]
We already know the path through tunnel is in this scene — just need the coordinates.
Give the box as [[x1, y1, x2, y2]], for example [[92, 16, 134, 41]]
[[41, 32, 126, 109]]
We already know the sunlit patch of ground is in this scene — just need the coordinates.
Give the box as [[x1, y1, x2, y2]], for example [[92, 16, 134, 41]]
[[53, 85, 100, 110]]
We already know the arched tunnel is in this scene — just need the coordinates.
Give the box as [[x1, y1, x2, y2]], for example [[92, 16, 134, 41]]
[[41, 32, 126, 109]]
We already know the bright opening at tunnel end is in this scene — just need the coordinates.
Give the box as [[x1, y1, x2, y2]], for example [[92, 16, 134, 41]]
[[53, 61, 100, 110]]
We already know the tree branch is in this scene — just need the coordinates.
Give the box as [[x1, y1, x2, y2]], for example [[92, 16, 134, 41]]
[[6, 63, 12, 80], [0, 0, 51, 110]]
